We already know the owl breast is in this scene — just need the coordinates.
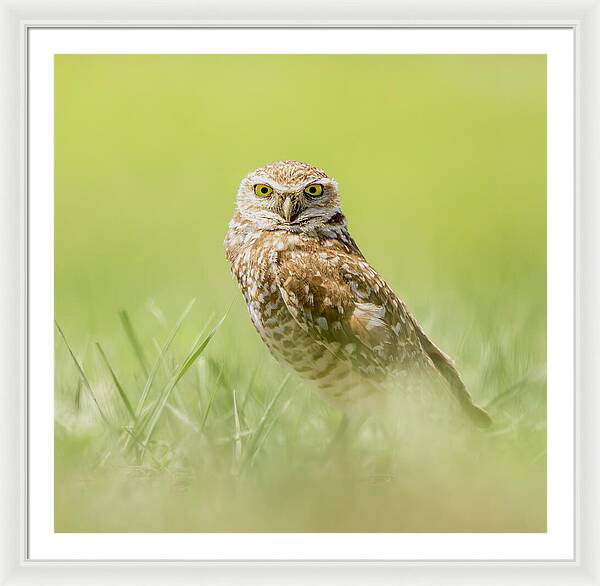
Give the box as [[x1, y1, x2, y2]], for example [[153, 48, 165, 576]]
[[225, 224, 369, 403]]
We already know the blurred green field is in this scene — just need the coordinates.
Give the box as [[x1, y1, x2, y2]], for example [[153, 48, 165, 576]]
[[54, 54, 547, 533]]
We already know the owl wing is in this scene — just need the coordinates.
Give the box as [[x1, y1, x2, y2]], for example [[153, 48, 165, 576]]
[[275, 247, 492, 426], [275, 248, 425, 380]]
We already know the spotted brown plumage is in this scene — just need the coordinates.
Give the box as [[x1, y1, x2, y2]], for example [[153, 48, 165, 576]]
[[224, 160, 491, 426]]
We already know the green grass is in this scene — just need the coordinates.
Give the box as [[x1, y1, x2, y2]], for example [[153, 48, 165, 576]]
[[54, 54, 546, 532], [54, 296, 546, 533]]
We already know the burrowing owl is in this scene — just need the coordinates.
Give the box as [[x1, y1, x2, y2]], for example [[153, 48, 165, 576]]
[[225, 160, 490, 426]]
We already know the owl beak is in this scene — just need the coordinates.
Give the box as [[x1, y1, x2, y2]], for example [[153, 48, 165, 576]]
[[281, 196, 294, 222]]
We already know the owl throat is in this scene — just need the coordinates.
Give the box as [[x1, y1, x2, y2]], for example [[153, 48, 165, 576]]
[[225, 209, 361, 262]]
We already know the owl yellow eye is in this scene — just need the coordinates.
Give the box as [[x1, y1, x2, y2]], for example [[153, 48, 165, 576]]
[[254, 184, 273, 197], [304, 183, 324, 197]]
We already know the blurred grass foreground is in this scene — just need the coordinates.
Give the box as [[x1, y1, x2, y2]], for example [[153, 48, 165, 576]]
[[55, 54, 546, 532]]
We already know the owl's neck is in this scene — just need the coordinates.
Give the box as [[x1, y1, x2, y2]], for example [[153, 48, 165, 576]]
[[226, 210, 363, 258]]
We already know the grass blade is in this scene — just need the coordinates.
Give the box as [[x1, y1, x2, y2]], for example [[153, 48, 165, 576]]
[[140, 312, 228, 451], [120, 427, 165, 469], [118, 309, 150, 377], [206, 356, 234, 393], [231, 388, 243, 471], [166, 403, 199, 432], [248, 398, 292, 469], [123, 299, 196, 454], [74, 378, 82, 410], [241, 359, 262, 412], [96, 342, 136, 422], [134, 299, 196, 418], [199, 363, 224, 432], [239, 373, 290, 472], [55, 321, 110, 425]]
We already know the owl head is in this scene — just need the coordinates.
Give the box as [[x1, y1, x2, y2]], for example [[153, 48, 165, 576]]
[[234, 160, 342, 230]]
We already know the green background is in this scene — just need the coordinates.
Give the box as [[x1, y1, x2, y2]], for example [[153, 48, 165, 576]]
[[55, 55, 547, 533], [55, 54, 545, 333]]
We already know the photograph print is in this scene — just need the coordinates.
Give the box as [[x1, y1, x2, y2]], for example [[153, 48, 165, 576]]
[[54, 53, 546, 533]]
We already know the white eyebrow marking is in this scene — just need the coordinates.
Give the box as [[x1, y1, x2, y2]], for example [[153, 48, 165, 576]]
[[248, 175, 337, 192], [248, 176, 288, 191]]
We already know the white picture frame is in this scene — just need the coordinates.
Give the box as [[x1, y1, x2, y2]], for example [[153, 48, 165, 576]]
[[1, 1, 598, 584]]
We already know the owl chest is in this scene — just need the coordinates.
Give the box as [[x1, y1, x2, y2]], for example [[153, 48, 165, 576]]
[[230, 241, 325, 360], [232, 244, 296, 333], [227, 235, 371, 399]]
